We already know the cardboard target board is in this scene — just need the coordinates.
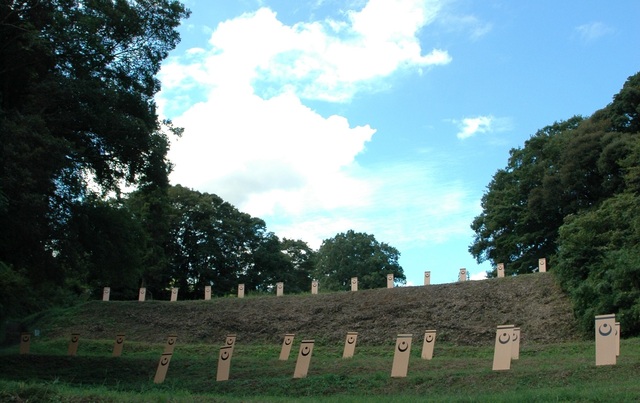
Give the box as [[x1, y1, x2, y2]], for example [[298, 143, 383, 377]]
[[421, 330, 436, 360], [615, 322, 620, 357], [458, 268, 467, 282], [217, 345, 233, 381], [68, 333, 80, 356], [511, 328, 521, 360], [163, 335, 178, 354], [492, 325, 514, 370], [113, 334, 125, 357], [154, 353, 173, 384], [279, 334, 295, 361], [538, 258, 547, 273], [595, 314, 616, 366], [391, 334, 413, 378], [20, 333, 30, 355], [343, 332, 358, 358], [293, 340, 315, 378], [224, 334, 237, 359]]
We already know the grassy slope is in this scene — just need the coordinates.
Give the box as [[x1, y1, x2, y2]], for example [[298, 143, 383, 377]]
[[20, 273, 579, 347], [4, 273, 638, 402]]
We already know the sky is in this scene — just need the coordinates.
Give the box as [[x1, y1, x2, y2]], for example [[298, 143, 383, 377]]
[[155, 0, 640, 286]]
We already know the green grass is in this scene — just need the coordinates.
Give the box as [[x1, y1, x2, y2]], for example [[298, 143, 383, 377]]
[[1, 337, 639, 402]]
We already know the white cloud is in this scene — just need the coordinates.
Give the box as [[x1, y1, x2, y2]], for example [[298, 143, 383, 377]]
[[157, 0, 467, 252], [158, 1, 451, 111], [575, 22, 613, 43], [455, 115, 493, 139]]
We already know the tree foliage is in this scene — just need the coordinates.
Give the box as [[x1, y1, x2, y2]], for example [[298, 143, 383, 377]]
[[127, 185, 317, 299], [470, 72, 640, 335], [555, 193, 640, 335], [314, 230, 405, 291], [0, 0, 189, 314], [470, 72, 640, 277]]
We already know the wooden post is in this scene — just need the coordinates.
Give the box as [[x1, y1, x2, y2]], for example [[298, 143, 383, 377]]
[[293, 340, 315, 378], [492, 325, 514, 370], [343, 332, 358, 358], [391, 334, 412, 377], [421, 330, 436, 360], [216, 345, 233, 381], [279, 334, 295, 361], [19, 333, 30, 355], [68, 333, 80, 356], [153, 353, 173, 384], [112, 334, 125, 357], [595, 314, 616, 366]]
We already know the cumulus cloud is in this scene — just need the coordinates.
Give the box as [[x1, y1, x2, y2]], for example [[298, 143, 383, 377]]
[[159, 0, 450, 203], [156, 0, 473, 253], [455, 116, 493, 139]]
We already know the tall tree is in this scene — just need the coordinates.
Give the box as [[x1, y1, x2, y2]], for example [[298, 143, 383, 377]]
[[0, 1, 189, 291], [314, 230, 405, 291], [470, 72, 640, 277], [162, 185, 265, 299]]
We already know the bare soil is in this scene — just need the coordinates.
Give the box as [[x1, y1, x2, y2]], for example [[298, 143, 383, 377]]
[[32, 273, 580, 346]]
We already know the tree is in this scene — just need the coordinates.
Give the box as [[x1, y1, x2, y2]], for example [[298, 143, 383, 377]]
[[162, 185, 265, 299], [469, 117, 583, 276], [314, 230, 405, 291], [0, 1, 189, 299], [470, 72, 640, 277], [555, 193, 640, 336], [57, 197, 146, 300]]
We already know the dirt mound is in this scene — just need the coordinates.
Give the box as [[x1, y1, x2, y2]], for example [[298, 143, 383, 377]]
[[32, 273, 579, 346]]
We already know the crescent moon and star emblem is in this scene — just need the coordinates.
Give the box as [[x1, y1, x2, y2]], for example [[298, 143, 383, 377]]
[[160, 356, 169, 366], [425, 334, 434, 343], [598, 323, 613, 337], [221, 351, 230, 361], [498, 332, 511, 344], [301, 346, 311, 356], [398, 341, 409, 352]]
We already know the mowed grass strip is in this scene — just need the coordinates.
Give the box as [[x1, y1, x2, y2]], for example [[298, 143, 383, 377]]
[[1, 337, 639, 401]]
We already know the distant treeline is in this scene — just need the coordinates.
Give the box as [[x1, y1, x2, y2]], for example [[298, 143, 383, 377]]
[[0, 1, 404, 328]]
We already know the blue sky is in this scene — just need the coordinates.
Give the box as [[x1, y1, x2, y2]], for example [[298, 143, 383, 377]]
[[156, 0, 640, 285]]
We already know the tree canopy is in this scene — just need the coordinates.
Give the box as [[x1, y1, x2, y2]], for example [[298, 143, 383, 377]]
[[470, 71, 640, 335], [0, 0, 189, 317], [314, 230, 405, 291]]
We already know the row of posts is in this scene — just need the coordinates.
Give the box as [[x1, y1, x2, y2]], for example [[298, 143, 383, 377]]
[[101, 258, 548, 302], [16, 313, 619, 383]]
